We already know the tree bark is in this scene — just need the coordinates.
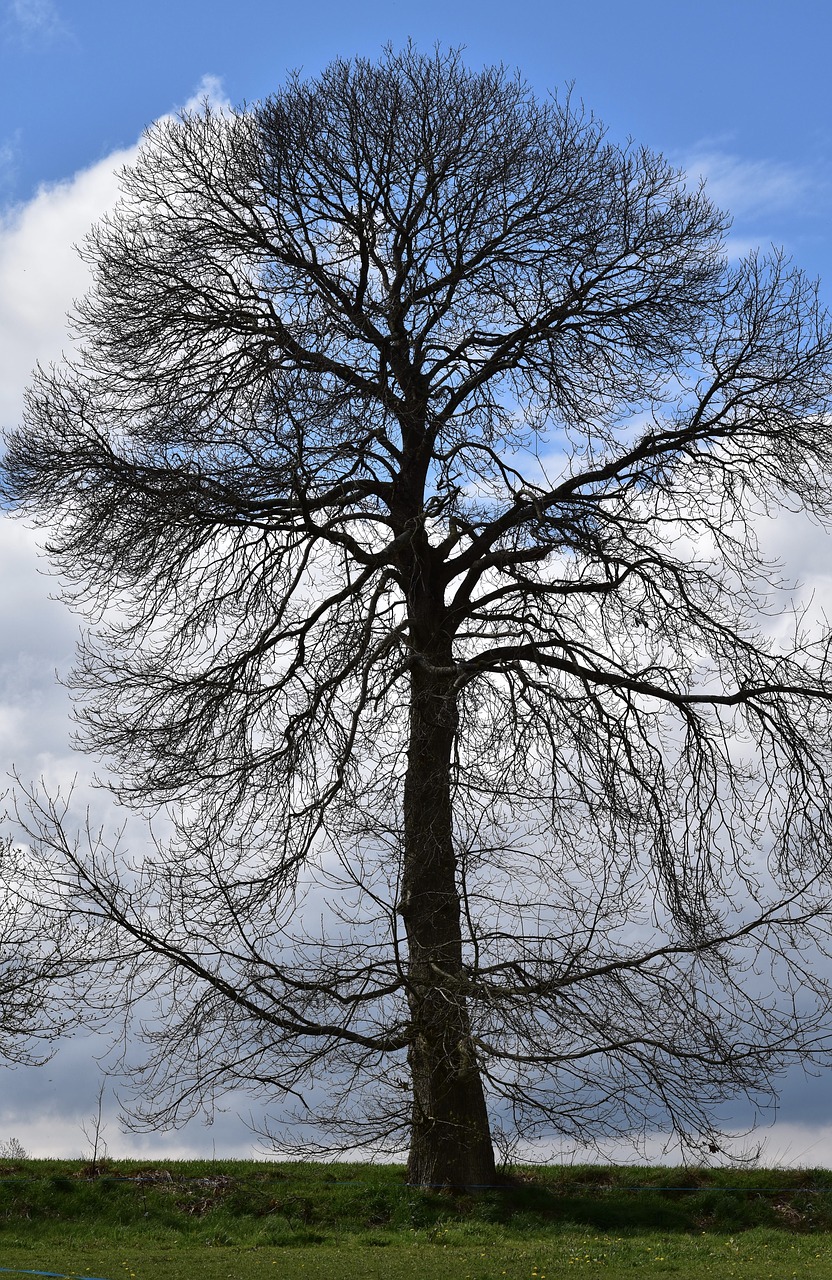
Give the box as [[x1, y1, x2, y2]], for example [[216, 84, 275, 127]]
[[400, 648, 496, 1188]]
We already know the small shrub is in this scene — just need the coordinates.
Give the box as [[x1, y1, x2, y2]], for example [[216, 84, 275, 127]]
[[0, 1138, 29, 1160]]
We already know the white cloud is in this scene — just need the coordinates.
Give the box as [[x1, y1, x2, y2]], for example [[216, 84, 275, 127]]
[[0, 144, 143, 848], [4, 0, 66, 41], [0, 73, 228, 434], [0, 145, 138, 431], [0, 81, 230, 413], [0, 73, 230, 766], [0, 71, 232, 822], [178, 73, 231, 116], [681, 146, 815, 222]]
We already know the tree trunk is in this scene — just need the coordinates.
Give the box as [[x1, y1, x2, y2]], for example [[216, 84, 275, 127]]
[[400, 651, 496, 1188]]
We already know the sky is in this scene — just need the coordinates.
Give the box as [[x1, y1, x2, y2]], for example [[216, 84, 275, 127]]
[[3, 0, 832, 1163]]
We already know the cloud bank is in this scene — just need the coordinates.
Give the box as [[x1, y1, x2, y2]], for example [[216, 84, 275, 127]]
[[0, 78, 253, 1159]]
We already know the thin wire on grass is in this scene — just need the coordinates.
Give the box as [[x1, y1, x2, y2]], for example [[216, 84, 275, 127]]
[[0, 1270, 112, 1280]]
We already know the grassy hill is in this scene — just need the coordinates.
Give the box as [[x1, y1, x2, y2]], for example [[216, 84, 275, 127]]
[[2, 1158, 832, 1278]]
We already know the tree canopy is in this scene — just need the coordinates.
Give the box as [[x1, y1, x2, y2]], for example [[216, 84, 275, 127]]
[[5, 46, 832, 1186]]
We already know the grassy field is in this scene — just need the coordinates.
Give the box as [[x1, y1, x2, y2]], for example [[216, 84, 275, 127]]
[[3, 1158, 832, 1278]]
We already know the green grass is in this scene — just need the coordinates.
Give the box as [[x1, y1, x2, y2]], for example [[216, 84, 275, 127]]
[[4, 1234, 832, 1280], [3, 1159, 832, 1278]]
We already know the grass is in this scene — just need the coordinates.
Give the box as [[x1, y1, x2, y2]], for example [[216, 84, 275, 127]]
[[3, 1158, 832, 1277]]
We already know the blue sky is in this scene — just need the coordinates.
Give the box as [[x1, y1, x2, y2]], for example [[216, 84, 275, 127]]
[[3, 0, 832, 288], [3, 0, 832, 1161]]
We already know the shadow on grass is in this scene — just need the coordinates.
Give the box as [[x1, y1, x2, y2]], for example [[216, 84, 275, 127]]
[[452, 1168, 832, 1234]]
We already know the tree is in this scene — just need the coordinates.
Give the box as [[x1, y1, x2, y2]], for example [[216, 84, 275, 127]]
[[6, 45, 832, 1188], [0, 833, 59, 1066]]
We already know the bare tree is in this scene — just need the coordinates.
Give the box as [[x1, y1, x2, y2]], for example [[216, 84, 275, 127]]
[[5, 45, 832, 1187], [0, 828, 80, 1066]]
